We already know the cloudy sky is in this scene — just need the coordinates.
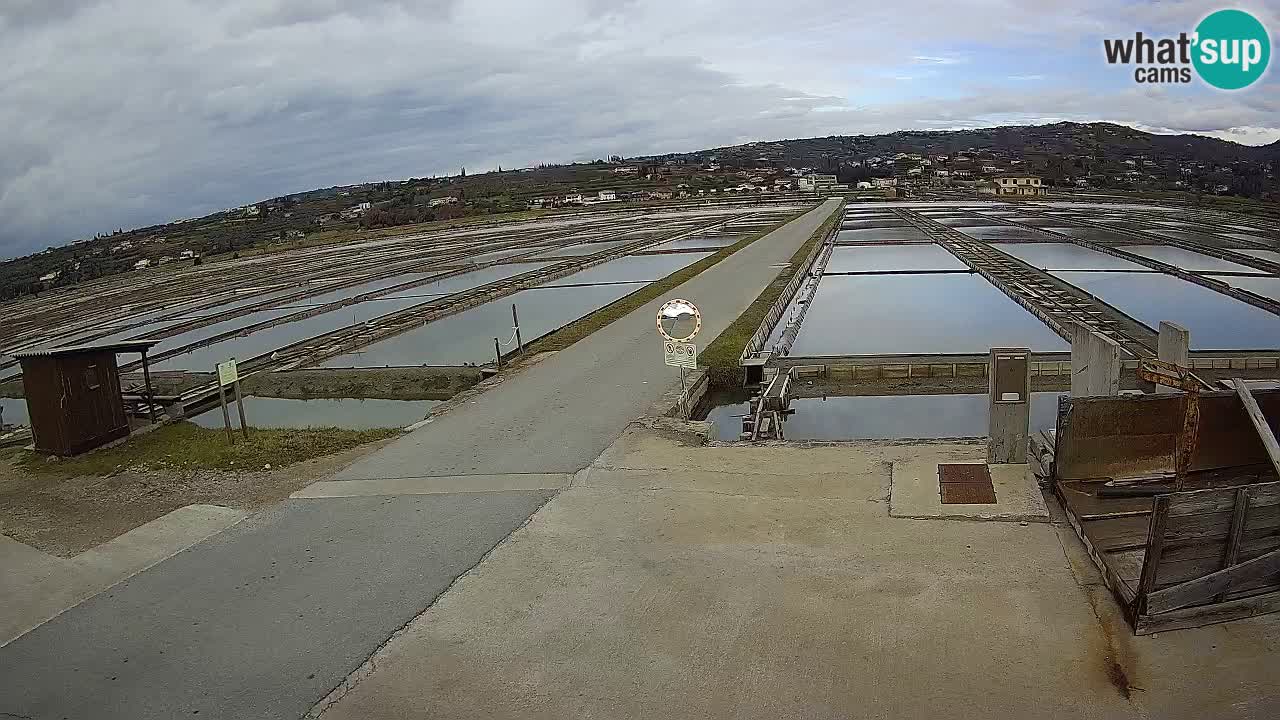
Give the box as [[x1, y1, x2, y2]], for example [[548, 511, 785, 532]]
[[2, 0, 1278, 259]]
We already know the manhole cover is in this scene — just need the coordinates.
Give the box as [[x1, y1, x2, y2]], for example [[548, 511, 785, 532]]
[[938, 463, 991, 485], [938, 463, 997, 505]]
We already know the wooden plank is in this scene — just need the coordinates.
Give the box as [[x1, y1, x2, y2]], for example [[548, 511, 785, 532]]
[[1146, 547, 1280, 614], [1083, 515, 1153, 552], [1136, 496, 1171, 608], [1216, 487, 1251, 603], [1233, 378, 1280, 480], [1054, 482, 1137, 606], [1166, 481, 1280, 517], [1136, 588, 1280, 635]]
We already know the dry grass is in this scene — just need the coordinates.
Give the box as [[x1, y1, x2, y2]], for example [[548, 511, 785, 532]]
[[17, 422, 399, 477]]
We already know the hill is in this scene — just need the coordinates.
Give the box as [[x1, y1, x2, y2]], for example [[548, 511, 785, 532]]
[[3, 122, 1277, 303]]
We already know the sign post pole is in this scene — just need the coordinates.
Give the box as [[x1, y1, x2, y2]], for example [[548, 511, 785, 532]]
[[216, 358, 240, 445], [233, 379, 249, 441], [218, 382, 233, 444], [513, 303, 523, 354]]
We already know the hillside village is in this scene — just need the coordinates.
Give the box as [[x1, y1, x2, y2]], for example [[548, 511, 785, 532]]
[[3, 122, 1278, 301]]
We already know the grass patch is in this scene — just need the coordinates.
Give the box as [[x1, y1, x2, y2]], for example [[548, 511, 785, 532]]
[[17, 422, 399, 476], [699, 202, 843, 369], [521, 209, 809, 354]]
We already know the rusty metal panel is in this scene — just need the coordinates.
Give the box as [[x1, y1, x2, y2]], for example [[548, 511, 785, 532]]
[[1055, 390, 1280, 481], [938, 463, 997, 504], [941, 482, 998, 504], [939, 463, 992, 485]]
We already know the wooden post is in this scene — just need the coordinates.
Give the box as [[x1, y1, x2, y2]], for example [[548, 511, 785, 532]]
[[219, 384, 233, 444], [512, 303, 523, 354], [494, 337, 502, 368], [140, 349, 157, 423], [1215, 487, 1251, 603], [1136, 495, 1171, 615], [1232, 378, 1280, 479], [233, 378, 249, 440]]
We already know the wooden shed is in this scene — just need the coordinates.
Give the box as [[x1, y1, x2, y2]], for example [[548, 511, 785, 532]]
[[13, 340, 159, 456]]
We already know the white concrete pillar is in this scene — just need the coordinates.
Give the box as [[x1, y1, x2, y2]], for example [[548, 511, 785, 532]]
[[1156, 321, 1191, 395], [1070, 324, 1121, 397]]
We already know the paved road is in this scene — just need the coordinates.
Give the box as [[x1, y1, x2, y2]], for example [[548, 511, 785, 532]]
[[0, 492, 555, 720], [0, 199, 839, 720], [333, 198, 841, 479]]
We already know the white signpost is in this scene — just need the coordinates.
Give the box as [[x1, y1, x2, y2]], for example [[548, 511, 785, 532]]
[[664, 341, 697, 369], [657, 299, 702, 417], [214, 358, 249, 443]]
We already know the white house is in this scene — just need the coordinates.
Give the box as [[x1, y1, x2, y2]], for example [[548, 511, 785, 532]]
[[134, 259, 151, 270], [597, 189, 617, 202], [39, 270, 61, 282], [983, 174, 1047, 196], [804, 174, 838, 192], [855, 181, 873, 190], [427, 196, 458, 208], [562, 193, 584, 205]]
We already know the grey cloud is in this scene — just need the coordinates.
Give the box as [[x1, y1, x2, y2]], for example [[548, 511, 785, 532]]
[[1, 0, 1278, 260], [0, 0, 97, 30]]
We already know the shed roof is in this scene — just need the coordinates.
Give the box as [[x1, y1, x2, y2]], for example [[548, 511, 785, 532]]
[[13, 339, 160, 360]]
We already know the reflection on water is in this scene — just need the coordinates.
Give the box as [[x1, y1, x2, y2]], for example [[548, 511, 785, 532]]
[[825, 245, 966, 273], [703, 392, 1064, 441], [1119, 245, 1266, 274], [791, 274, 1068, 355], [323, 253, 710, 367], [836, 228, 928, 243], [323, 282, 642, 367], [540, 253, 711, 287], [1054, 271, 1280, 350], [154, 265, 563, 370], [989, 243, 1147, 271], [1211, 275, 1280, 303], [190, 396, 439, 430], [956, 226, 1044, 241]]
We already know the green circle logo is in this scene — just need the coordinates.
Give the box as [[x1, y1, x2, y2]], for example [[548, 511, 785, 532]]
[[1193, 9, 1270, 90]]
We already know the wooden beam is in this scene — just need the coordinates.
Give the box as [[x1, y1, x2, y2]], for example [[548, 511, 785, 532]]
[[1136, 588, 1280, 634], [1215, 487, 1251, 604], [1146, 546, 1280, 614], [1136, 495, 1171, 611], [1233, 378, 1280, 480]]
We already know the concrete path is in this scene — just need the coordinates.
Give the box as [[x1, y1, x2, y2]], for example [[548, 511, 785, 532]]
[[1, 504, 247, 647], [316, 426, 1280, 720], [0, 492, 554, 720], [0, 200, 840, 720], [331, 198, 841, 479]]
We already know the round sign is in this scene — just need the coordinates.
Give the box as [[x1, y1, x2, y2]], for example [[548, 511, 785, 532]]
[[657, 299, 701, 342]]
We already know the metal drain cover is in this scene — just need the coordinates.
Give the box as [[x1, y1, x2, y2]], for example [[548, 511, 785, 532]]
[[938, 463, 997, 504]]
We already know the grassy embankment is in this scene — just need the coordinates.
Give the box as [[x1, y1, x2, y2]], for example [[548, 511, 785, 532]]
[[520, 209, 809, 355], [697, 202, 843, 378], [16, 422, 398, 476]]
